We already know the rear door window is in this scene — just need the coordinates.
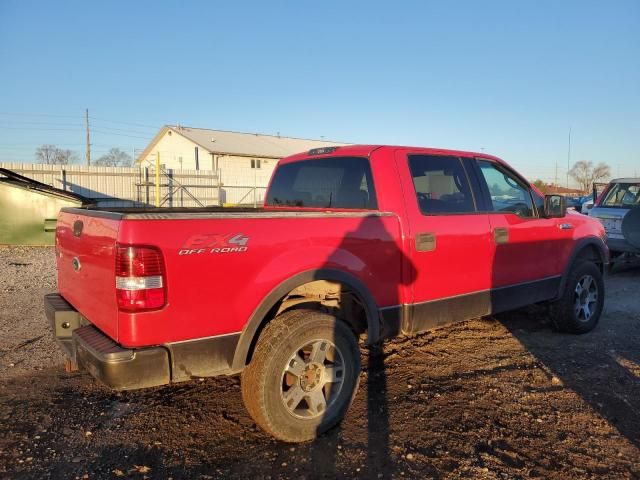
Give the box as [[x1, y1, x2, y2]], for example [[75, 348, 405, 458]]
[[408, 155, 476, 214], [265, 157, 377, 209]]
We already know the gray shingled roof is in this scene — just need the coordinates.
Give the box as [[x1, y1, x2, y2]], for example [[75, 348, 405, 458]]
[[168, 125, 350, 159]]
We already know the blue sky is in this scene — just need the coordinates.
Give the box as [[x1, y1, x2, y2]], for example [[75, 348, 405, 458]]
[[0, 0, 638, 184]]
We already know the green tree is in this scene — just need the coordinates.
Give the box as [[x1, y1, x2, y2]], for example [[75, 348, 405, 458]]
[[532, 179, 547, 193]]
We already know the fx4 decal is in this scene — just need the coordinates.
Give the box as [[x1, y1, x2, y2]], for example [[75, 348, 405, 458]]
[[179, 233, 250, 255]]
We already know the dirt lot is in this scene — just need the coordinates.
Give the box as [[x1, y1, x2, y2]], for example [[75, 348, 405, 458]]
[[1, 246, 639, 479]]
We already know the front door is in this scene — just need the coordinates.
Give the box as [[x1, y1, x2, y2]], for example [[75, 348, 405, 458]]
[[472, 159, 570, 311]]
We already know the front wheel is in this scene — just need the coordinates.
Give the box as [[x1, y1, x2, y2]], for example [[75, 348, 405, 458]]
[[241, 309, 361, 442], [550, 261, 605, 333]]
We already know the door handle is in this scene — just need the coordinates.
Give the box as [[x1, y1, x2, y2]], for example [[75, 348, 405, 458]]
[[559, 223, 574, 230], [493, 227, 509, 245], [416, 232, 436, 252]]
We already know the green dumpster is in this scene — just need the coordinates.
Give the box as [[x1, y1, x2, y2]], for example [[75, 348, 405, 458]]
[[0, 168, 89, 245]]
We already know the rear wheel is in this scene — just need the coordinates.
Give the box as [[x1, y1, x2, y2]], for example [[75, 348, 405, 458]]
[[550, 261, 604, 333], [241, 309, 361, 442]]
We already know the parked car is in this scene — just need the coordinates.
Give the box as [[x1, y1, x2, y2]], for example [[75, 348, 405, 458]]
[[590, 178, 640, 266], [46, 145, 608, 442], [566, 196, 582, 211], [579, 194, 595, 215]]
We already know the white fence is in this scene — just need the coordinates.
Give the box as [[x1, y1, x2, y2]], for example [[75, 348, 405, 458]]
[[0, 163, 220, 208], [220, 185, 268, 206]]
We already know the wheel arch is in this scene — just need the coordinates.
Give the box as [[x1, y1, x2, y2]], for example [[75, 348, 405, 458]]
[[230, 269, 380, 371], [556, 236, 608, 300]]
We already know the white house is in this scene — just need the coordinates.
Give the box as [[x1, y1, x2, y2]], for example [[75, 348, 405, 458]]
[[137, 125, 349, 205]]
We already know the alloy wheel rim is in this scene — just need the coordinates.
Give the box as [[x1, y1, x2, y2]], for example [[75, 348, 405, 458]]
[[280, 338, 345, 419], [574, 274, 598, 322]]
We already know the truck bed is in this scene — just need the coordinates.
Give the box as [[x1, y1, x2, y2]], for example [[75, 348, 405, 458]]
[[56, 206, 402, 347]]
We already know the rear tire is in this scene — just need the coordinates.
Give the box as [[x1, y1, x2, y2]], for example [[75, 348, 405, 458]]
[[550, 261, 604, 333], [241, 309, 361, 442]]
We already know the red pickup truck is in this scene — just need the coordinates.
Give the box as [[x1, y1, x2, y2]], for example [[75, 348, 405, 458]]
[[46, 145, 608, 442]]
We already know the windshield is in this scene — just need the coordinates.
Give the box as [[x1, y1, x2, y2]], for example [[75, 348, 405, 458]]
[[265, 157, 378, 209], [601, 183, 640, 208]]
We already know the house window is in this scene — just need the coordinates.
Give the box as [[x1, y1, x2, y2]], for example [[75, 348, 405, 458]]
[[251, 159, 261, 169]]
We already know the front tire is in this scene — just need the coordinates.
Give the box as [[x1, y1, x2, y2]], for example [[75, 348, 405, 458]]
[[550, 261, 604, 333], [241, 309, 361, 442]]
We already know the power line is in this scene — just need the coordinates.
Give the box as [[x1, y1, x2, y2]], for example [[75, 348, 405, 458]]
[[0, 126, 87, 132], [0, 142, 121, 148], [0, 145, 130, 151], [87, 125, 157, 136], [90, 128, 152, 139], [0, 111, 162, 130], [0, 124, 152, 140], [0, 122, 154, 140], [88, 116, 161, 130], [0, 111, 81, 119], [0, 119, 153, 136], [0, 120, 83, 127]]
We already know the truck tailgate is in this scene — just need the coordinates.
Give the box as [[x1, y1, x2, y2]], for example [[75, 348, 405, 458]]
[[56, 210, 120, 340]]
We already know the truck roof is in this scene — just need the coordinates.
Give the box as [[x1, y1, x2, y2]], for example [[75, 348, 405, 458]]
[[609, 178, 640, 183], [279, 145, 503, 165]]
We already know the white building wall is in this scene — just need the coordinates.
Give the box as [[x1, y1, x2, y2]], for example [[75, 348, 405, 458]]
[[217, 155, 278, 205], [139, 130, 213, 171], [218, 156, 277, 186]]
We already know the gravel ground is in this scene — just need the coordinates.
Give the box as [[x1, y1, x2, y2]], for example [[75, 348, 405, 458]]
[[0, 246, 639, 479], [0, 247, 65, 377]]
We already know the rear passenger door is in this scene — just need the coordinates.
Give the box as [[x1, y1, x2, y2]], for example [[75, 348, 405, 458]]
[[395, 151, 493, 333], [471, 159, 570, 309]]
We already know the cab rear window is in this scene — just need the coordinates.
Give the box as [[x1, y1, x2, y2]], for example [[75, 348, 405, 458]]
[[265, 157, 378, 209]]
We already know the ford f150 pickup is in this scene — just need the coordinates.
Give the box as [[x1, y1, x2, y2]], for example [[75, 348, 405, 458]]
[[46, 145, 608, 442]]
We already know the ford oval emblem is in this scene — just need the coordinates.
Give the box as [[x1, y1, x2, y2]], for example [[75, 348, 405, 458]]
[[72, 257, 81, 272]]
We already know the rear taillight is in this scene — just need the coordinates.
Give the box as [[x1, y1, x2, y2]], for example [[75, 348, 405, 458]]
[[115, 245, 166, 312]]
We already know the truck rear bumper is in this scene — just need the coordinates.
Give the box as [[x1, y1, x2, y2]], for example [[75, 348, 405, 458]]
[[45, 293, 240, 390], [45, 293, 170, 390], [74, 325, 171, 390]]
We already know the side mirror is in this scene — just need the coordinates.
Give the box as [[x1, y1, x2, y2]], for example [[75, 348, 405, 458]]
[[544, 195, 567, 218]]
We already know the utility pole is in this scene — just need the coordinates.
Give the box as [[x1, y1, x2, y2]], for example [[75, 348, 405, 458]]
[[566, 127, 571, 189], [555, 161, 558, 187], [85, 108, 91, 166]]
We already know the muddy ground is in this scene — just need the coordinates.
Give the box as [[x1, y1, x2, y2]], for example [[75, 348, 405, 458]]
[[0, 246, 639, 479]]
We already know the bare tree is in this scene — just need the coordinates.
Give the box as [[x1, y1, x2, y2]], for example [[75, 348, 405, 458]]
[[54, 149, 78, 165], [35, 145, 78, 165], [569, 161, 611, 192], [35, 144, 58, 164], [94, 148, 132, 167]]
